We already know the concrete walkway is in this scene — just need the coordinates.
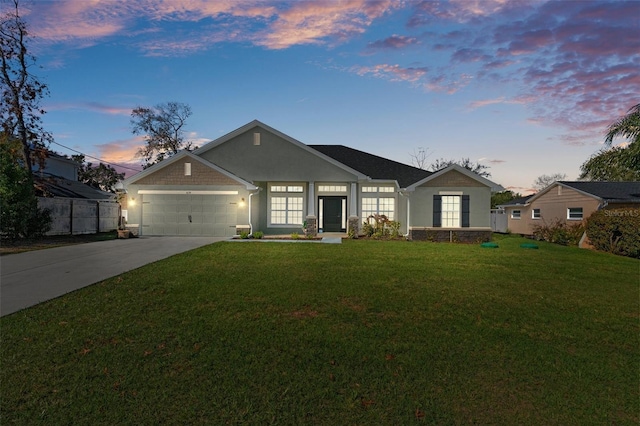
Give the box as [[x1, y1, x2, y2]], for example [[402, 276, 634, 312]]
[[0, 236, 226, 317]]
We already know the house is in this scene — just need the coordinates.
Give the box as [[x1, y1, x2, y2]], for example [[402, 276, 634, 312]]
[[499, 181, 640, 235], [122, 120, 503, 241]]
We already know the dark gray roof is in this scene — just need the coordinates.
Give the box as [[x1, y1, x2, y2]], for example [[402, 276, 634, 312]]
[[309, 145, 432, 187], [34, 174, 116, 200], [497, 194, 534, 207], [560, 181, 640, 203]]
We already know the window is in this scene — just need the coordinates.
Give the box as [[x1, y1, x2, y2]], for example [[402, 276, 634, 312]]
[[269, 184, 304, 225], [318, 185, 347, 192], [271, 196, 303, 224], [511, 210, 521, 219], [362, 197, 395, 221], [362, 186, 394, 193], [441, 195, 460, 228], [532, 208, 541, 219], [567, 207, 583, 220]]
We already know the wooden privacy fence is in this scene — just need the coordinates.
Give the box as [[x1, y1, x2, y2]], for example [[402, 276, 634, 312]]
[[38, 198, 120, 236]]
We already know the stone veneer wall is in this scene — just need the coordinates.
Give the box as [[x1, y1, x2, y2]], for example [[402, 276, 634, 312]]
[[305, 216, 317, 237], [410, 229, 492, 243]]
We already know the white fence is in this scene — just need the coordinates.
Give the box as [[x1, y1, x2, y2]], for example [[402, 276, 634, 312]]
[[38, 198, 120, 236], [490, 209, 508, 233]]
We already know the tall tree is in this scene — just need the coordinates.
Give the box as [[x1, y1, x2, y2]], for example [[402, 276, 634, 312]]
[[0, 133, 51, 239], [604, 103, 640, 146], [131, 101, 192, 169], [491, 190, 522, 208], [429, 157, 491, 178], [532, 173, 567, 191], [580, 103, 640, 181], [72, 154, 125, 193], [0, 0, 51, 175], [409, 147, 431, 169]]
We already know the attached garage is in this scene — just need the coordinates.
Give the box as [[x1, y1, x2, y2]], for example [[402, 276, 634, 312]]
[[140, 190, 238, 237]]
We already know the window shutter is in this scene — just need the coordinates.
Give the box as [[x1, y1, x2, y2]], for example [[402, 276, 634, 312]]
[[433, 195, 442, 227], [462, 195, 470, 227]]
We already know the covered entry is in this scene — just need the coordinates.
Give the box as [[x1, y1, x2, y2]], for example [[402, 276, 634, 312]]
[[140, 190, 238, 236], [318, 196, 346, 232]]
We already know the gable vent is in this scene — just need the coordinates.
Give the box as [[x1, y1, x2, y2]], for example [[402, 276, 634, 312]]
[[253, 132, 261, 146], [184, 162, 191, 176]]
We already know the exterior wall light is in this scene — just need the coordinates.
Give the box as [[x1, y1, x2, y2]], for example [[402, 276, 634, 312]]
[[239, 197, 246, 208]]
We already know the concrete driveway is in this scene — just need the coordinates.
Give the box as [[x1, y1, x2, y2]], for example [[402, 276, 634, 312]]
[[0, 236, 226, 317]]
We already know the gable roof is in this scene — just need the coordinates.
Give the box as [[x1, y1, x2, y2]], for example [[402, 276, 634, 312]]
[[309, 145, 432, 188], [524, 181, 640, 205], [123, 151, 257, 189], [193, 120, 368, 181], [558, 181, 640, 203], [406, 164, 504, 192]]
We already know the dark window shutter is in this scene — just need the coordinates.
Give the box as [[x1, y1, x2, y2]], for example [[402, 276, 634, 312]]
[[433, 195, 442, 227], [462, 195, 470, 227]]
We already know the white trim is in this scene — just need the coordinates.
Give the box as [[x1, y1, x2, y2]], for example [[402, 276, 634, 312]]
[[138, 190, 239, 195], [406, 164, 503, 191], [439, 191, 463, 195]]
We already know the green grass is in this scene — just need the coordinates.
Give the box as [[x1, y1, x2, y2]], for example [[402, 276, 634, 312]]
[[2, 236, 638, 424]]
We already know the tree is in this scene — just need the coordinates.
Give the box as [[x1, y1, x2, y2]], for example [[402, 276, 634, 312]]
[[604, 103, 640, 146], [491, 190, 522, 208], [532, 173, 567, 191], [72, 154, 125, 193], [131, 101, 192, 168], [580, 102, 640, 181], [580, 142, 640, 181], [0, 133, 51, 239], [429, 157, 491, 178], [1, 0, 51, 175], [409, 147, 431, 169]]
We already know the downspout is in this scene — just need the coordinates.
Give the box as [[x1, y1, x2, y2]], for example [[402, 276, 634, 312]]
[[248, 188, 261, 236], [399, 190, 410, 238]]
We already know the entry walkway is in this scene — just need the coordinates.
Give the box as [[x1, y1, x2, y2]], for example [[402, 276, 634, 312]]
[[0, 236, 225, 317]]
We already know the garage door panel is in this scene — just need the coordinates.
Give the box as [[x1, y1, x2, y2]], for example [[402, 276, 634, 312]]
[[142, 193, 237, 236]]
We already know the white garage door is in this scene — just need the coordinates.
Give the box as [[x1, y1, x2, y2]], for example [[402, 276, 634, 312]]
[[141, 193, 237, 236]]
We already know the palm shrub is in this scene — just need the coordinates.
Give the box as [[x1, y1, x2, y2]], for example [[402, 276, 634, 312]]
[[585, 209, 640, 258]]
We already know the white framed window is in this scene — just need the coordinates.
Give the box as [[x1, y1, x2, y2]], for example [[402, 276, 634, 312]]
[[362, 197, 395, 221], [271, 196, 303, 225], [269, 184, 304, 225], [532, 208, 541, 219], [511, 210, 521, 219], [362, 186, 394, 193], [567, 207, 583, 220], [318, 185, 347, 192], [441, 195, 460, 228]]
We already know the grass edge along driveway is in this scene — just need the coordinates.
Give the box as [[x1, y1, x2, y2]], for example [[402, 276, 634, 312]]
[[2, 236, 638, 424]]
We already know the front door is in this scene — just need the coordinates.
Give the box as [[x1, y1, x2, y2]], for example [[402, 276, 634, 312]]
[[319, 196, 346, 232]]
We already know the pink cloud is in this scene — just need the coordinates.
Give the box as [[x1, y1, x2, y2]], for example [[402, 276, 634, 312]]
[[352, 64, 428, 83], [366, 35, 420, 51], [47, 102, 132, 116]]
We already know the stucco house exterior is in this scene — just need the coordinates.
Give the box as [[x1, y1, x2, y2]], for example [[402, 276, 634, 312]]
[[122, 120, 503, 241], [499, 181, 640, 235]]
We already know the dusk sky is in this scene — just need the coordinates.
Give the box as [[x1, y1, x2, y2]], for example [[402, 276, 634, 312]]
[[13, 0, 640, 193]]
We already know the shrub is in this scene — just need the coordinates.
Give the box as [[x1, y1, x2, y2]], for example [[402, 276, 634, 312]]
[[252, 231, 264, 239], [291, 232, 300, 240], [586, 209, 640, 258], [239, 231, 250, 239], [532, 220, 584, 246]]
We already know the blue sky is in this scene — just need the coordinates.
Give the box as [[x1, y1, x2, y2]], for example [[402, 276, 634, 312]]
[[14, 0, 640, 193]]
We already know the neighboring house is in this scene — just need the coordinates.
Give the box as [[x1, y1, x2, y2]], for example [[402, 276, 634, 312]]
[[122, 120, 503, 241], [499, 181, 640, 235], [33, 152, 115, 200]]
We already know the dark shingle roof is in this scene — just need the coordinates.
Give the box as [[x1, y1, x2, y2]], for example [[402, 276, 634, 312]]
[[309, 145, 432, 187], [560, 181, 640, 203]]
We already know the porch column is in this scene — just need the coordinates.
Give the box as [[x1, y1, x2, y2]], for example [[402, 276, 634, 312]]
[[349, 183, 357, 216], [348, 182, 359, 236], [305, 182, 317, 236], [307, 182, 315, 216]]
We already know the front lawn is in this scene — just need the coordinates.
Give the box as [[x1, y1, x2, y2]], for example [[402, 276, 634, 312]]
[[1, 237, 638, 424]]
